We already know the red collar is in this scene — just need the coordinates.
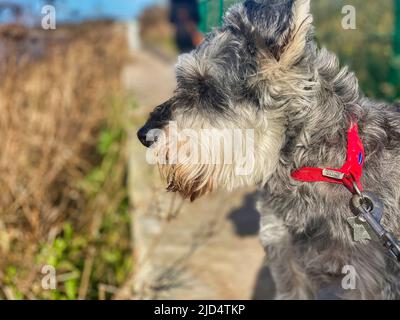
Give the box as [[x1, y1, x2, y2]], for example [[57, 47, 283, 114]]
[[291, 122, 364, 194]]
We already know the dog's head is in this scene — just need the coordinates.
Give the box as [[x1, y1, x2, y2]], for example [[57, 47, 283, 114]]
[[138, 0, 316, 200]]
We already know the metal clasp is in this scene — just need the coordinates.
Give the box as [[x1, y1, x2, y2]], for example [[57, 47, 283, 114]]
[[349, 191, 400, 262]]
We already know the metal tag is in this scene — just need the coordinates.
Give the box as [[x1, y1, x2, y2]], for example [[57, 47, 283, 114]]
[[322, 169, 345, 180], [347, 216, 374, 242]]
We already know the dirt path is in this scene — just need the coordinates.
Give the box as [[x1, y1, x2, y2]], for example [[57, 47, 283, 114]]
[[121, 50, 274, 300]]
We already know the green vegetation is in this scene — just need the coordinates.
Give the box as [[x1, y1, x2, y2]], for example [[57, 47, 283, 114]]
[[313, 0, 398, 101], [2, 94, 133, 300], [0, 22, 132, 300], [38, 95, 133, 300], [201, 0, 399, 101]]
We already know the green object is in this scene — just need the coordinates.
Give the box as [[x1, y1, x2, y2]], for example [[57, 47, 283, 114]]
[[199, 0, 208, 34], [394, 0, 400, 55], [199, 0, 241, 33], [219, 0, 224, 27], [389, 0, 400, 89]]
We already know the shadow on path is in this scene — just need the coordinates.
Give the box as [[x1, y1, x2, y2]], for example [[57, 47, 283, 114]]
[[228, 191, 276, 300]]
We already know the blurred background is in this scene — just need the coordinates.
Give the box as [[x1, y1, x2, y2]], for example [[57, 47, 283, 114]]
[[0, 0, 399, 300]]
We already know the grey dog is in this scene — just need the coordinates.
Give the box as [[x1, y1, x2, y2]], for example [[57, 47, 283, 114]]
[[138, 0, 400, 299]]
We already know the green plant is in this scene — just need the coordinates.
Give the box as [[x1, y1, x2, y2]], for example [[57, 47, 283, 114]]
[[34, 95, 133, 300], [0, 22, 132, 300]]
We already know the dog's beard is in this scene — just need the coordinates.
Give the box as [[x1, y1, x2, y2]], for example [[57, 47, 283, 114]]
[[160, 163, 216, 202], [154, 129, 220, 201], [152, 123, 245, 201], [150, 112, 285, 201]]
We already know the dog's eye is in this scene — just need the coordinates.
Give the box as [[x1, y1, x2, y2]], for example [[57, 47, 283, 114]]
[[197, 78, 209, 96]]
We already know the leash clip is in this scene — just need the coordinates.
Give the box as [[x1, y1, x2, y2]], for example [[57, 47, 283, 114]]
[[349, 191, 400, 262]]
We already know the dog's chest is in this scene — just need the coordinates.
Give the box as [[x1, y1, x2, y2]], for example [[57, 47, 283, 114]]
[[259, 182, 358, 246]]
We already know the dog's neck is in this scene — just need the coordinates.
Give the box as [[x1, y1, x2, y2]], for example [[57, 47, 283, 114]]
[[286, 46, 362, 152], [269, 47, 364, 191]]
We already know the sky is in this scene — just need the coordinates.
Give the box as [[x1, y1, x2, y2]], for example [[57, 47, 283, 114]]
[[0, 0, 167, 24]]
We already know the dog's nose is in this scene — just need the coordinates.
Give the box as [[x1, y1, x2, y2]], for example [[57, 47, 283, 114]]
[[137, 126, 154, 147]]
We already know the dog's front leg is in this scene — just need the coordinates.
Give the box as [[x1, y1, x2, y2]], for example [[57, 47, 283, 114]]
[[260, 214, 315, 300]]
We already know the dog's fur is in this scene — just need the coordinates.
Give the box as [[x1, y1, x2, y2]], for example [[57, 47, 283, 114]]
[[138, 0, 400, 299]]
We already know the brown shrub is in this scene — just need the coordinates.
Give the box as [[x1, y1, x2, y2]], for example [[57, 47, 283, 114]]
[[0, 22, 129, 297]]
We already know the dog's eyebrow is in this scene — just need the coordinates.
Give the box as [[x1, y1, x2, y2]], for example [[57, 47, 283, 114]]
[[177, 71, 230, 113]]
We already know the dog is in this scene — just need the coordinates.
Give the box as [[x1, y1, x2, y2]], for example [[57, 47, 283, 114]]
[[138, 0, 400, 299]]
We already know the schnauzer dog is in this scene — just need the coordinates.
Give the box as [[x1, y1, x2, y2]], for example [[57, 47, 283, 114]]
[[138, 0, 400, 299]]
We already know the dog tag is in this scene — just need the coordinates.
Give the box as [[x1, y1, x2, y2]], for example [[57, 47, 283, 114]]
[[347, 216, 373, 241]]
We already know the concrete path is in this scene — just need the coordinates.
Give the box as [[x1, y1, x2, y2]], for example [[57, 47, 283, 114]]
[[120, 50, 274, 300]]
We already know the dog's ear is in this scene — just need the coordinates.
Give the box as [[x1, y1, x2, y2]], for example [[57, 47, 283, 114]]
[[234, 0, 312, 65], [280, 0, 313, 65]]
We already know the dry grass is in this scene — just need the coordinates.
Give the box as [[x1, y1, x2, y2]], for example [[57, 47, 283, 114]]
[[0, 22, 131, 299]]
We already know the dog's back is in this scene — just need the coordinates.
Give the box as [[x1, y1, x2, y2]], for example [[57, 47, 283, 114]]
[[260, 98, 400, 299]]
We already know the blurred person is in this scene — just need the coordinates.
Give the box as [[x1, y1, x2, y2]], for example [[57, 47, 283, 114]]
[[170, 0, 203, 53]]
